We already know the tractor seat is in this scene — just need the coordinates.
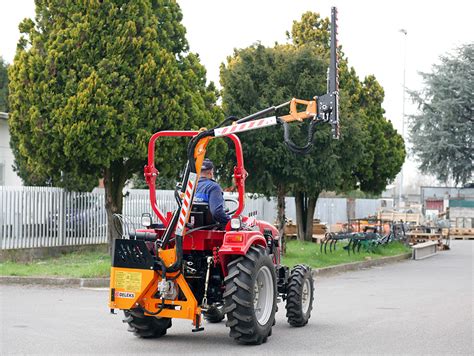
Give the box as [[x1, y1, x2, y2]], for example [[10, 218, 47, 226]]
[[189, 202, 217, 229]]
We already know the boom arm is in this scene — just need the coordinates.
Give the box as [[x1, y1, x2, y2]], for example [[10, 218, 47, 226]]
[[215, 6, 340, 144]]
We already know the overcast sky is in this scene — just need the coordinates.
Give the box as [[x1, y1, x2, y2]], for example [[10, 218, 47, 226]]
[[1, 0, 473, 192]]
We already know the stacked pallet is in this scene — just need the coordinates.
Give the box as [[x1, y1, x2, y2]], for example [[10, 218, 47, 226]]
[[313, 219, 327, 235], [284, 224, 297, 236], [282, 219, 327, 243], [406, 225, 443, 246], [449, 227, 474, 240], [377, 211, 422, 225]]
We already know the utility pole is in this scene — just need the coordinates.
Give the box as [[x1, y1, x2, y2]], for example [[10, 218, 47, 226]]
[[398, 28, 407, 208]]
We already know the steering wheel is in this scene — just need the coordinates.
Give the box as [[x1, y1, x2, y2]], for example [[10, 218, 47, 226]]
[[224, 197, 239, 216]]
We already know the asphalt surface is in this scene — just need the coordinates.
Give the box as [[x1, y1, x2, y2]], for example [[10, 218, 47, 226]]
[[1, 241, 472, 355]]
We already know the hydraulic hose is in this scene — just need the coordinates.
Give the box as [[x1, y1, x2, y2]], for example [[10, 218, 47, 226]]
[[277, 117, 322, 155], [215, 115, 239, 129], [160, 207, 180, 248], [174, 187, 183, 207], [165, 235, 183, 273], [140, 298, 166, 316], [155, 256, 166, 279]]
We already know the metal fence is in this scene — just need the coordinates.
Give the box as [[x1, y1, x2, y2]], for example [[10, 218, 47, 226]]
[[1, 186, 386, 250], [1, 187, 107, 249], [0, 187, 271, 250]]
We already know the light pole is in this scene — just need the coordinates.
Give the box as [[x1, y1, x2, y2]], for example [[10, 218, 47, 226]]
[[398, 28, 407, 208]]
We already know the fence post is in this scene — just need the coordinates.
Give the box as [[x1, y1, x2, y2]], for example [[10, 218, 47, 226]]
[[347, 198, 355, 222], [58, 189, 66, 246]]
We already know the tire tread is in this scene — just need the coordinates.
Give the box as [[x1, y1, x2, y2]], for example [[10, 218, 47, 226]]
[[122, 309, 171, 338], [224, 245, 277, 345], [285, 264, 314, 327]]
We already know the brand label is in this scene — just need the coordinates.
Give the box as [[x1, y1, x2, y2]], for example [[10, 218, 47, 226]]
[[115, 291, 135, 299]]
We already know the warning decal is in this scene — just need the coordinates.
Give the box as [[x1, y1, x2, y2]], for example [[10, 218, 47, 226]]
[[114, 271, 142, 292]]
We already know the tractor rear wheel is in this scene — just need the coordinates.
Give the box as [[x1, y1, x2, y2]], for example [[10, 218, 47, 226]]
[[285, 264, 314, 327], [123, 309, 172, 338], [224, 245, 277, 345]]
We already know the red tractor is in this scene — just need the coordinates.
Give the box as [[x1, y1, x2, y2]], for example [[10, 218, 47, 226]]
[[109, 7, 339, 345]]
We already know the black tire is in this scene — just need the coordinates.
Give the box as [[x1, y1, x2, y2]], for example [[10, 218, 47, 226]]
[[286, 264, 314, 327], [224, 245, 277, 345], [203, 304, 225, 323], [123, 308, 172, 338]]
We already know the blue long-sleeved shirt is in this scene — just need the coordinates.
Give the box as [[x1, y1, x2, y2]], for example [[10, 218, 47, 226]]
[[194, 177, 230, 224]]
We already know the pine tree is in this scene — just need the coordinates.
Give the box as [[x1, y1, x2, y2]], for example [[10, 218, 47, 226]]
[[409, 43, 473, 185]]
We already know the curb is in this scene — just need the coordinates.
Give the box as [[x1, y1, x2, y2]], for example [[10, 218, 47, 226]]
[[0, 276, 110, 288], [0, 253, 412, 288], [312, 252, 412, 277]]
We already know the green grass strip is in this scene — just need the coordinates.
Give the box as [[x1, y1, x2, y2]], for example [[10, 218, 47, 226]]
[[0, 240, 410, 278], [0, 250, 111, 278], [282, 240, 411, 269]]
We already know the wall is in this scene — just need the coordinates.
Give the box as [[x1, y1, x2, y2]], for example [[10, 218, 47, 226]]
[[0, 118, 22, 186], [421, 186, 474, 201], [449, 206, 474, 228], [242, 196, 383, 227]]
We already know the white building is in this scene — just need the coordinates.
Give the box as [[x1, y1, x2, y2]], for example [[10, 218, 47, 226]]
[[0, 112, 22, 186]]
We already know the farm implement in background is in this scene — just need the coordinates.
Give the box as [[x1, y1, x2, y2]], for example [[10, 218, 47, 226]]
[[320, 220, 407, 255]]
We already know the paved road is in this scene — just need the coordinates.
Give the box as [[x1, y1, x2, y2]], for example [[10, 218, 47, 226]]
[[1, 241, 472, 355]]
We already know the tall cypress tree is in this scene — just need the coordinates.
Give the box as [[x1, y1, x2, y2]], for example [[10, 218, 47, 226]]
[[9, 0, 223, 246]]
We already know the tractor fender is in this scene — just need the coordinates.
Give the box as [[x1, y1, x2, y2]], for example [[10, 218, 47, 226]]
[[218, 231, 267, 276], [218, 231, 267, 271]]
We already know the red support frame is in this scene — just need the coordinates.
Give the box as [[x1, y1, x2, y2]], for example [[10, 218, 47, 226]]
[[144, 130, 247, 226]]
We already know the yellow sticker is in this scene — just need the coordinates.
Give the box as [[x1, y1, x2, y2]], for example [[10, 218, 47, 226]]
[[114, 271, 142, 292]]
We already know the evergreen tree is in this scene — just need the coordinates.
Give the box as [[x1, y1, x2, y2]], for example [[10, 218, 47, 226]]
[[221, 11, 405, 241], [409, 43, 473, 185], [9, 0, 224, 246]]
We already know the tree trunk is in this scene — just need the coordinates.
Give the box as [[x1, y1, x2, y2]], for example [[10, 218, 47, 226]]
[[276, 184, 287, 255], [294, 191, 306, 241], [104, 161, 129, 255], [304, 195, 317, 241], [294, 190, 321, 242]]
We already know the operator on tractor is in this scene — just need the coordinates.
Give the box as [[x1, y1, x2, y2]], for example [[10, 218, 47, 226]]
[[194, 158, 230, 225]]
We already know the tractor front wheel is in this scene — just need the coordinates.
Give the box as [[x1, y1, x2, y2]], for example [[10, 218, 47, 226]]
[[224, 245, 277, 345], [285, 264, 314, 327], [123, 309, 172, 338]]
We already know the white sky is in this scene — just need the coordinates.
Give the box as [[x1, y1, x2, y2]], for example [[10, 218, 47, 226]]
[[1, 0, 473, 193]]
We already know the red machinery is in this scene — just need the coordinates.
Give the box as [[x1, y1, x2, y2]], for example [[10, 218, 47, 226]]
[[109, 7, 339, 345]]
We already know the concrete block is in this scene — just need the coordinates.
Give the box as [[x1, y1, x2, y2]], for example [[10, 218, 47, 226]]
[[412, 241, 438, 260]]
